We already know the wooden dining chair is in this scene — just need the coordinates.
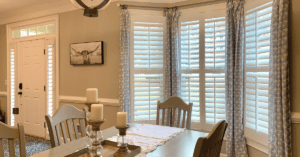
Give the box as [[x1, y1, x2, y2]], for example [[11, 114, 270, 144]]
[[45, 104, 89, 148], [193, 120, 228, 157], [0, 122, 26, 157], [156, 96, 193, 129]]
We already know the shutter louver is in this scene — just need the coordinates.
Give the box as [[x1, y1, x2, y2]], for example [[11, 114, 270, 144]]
[[134, 74, 164, 121], [205, 17, 226, 69], [181, 73, 200, 122], [134, 22, 164, 70], [245, 2, 272, 134], [205, 17, 226, 124], [132, 21, 165, 122], [180, 20, 200, 122], [181, 21, 200, 70], [205, 73, 226, 124]]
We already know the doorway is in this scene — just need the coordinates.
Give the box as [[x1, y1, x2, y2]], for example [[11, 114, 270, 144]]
[[18, 39, 46, 137], [6, 15, 59, 139]]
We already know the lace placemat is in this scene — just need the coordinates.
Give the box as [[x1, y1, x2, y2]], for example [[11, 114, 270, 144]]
[[107, 124, 185, 157]]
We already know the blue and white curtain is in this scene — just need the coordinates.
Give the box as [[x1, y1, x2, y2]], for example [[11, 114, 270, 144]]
[[225, 0, 248, 156], [119, 8, 131, 122], [268, 0, 292, 156], [164, 8, 181, 100]]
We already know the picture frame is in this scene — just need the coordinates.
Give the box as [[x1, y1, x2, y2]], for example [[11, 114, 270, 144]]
[[70, 41, 104, 65]]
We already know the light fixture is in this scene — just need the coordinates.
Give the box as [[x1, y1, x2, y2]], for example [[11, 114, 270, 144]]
[[70, 0, 111, 17]]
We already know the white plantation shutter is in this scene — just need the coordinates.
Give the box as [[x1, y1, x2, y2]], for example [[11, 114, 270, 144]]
[[179, 5, 226, 130], [134, 74, 164, 121], [130, 11, 165, 123], [205, 73, 226, 124], [244, 1, 272, 145], [181, 20, 200, 70], [181, 73, 200, 122], [205, 18, 226, 69], [180, 20, 200, 123], [204, 17, 226, 125]]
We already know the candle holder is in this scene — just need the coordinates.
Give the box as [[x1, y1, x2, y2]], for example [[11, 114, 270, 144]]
[[86, 113, 105, 157], [114, 125, 130, 157], [85, 102, 100, 112]]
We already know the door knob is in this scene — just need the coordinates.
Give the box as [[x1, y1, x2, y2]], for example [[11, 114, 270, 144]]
[[18, 92, 22, 95]]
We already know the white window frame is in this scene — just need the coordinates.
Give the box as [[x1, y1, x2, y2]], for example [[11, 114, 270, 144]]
[[244, 0, 273, 153], [129, 9, 166, 124], [179, 3, 227, 131], [6, 15, 60, 126]]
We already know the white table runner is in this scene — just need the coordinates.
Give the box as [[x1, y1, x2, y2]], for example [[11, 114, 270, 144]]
[[107, 124, 185, 157]]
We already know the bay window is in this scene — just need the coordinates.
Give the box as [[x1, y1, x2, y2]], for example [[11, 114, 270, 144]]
[[244, 0, 273, 148]]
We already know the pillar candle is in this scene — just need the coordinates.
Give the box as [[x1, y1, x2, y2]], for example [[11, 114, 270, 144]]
[[117, 112, 127, 127], [90, 104, 103, 121], [86, 88, 98, 103]]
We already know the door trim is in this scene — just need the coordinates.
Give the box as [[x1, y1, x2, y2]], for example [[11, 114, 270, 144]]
[[6, 15, 59, 127]]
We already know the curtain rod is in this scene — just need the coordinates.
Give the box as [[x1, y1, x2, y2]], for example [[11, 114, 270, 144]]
[[117, 0, 227, 9]]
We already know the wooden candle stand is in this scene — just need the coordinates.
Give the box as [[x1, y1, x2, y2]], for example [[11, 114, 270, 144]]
[[87, 120, 105, 131]]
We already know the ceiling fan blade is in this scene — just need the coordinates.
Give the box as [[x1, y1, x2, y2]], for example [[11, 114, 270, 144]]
[[94, 0, 110, 9], [75, 0, 89, 9]]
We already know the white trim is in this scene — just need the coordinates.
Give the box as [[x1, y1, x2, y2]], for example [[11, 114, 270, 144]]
[[59, 96, 120, 107], [292, 112, 300, 123], [220, 153, 227, 157], [0, 91, 7, 97], [245, 138, 268, 154], [6, 15, 59, 127]]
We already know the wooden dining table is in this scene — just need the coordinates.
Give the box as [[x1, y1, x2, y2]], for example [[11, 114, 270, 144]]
[[30, 123, 209, 157]]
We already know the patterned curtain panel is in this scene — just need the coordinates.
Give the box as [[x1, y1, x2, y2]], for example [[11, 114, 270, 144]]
[[268, 0, 292, 156], [119, 9, 131, 122], [164, 8, 181, 100], [225, 0, 248, 157]]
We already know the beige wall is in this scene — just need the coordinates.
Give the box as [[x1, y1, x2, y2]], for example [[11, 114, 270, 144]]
[[0, 24, 7, 124], [0, 24, 6, 92], [289, 0, 300, 156], [0, 0, 299, 156], [59, 2, 121, 99], [0, 96, 7, 123]]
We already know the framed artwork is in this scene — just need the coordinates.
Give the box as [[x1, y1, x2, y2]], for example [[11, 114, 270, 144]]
[[70, 41, 104, 65]]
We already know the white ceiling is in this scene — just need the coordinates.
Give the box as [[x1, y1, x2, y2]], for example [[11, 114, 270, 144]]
[[0, 0, 186, 12], [0, 0, 188, 25], [0, 0, 58, 12]]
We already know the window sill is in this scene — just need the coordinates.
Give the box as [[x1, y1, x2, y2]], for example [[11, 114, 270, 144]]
[[245, 137, 268, 154]]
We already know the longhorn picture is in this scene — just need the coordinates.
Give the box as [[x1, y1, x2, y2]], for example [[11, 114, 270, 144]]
[[70, 41, 104, 65]]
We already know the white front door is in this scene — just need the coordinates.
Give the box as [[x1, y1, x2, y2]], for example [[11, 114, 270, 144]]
[[18, 39, 46, 138]]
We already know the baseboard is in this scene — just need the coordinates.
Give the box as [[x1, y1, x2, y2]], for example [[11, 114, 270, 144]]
[[220, 153, 227, 157], [59, 95, 119, 107]]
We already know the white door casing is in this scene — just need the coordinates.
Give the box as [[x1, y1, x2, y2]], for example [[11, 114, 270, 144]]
[[18, 39, 46, 137], [6, 15, 59, 129]]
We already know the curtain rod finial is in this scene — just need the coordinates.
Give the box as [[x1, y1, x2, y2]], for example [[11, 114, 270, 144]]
[[118, 4, 128, 9]]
